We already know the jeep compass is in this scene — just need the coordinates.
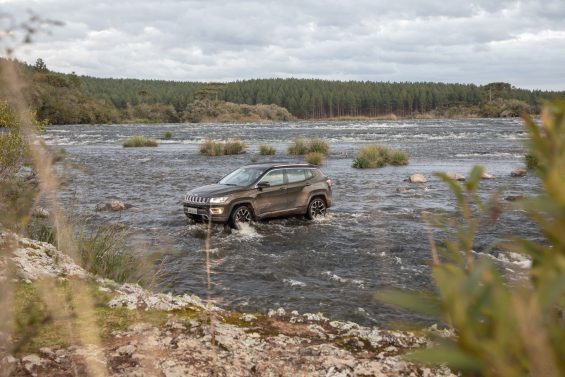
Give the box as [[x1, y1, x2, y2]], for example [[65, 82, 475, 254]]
[[183, 163, 332, 228]]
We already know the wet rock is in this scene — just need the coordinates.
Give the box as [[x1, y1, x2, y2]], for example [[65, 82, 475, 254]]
[[505, 194, 524, 201], [396, 187, 407, 193], [103, 199, 131, 211], [408, 173, 427, 183], [445, 172, 465, 181], [32, 207, 50, 218], [481, 172, 496, 179], [511, 168, 527, 177]]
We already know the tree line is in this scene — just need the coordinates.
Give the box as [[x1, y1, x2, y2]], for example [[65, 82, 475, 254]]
[[3, 58, 564, 124]]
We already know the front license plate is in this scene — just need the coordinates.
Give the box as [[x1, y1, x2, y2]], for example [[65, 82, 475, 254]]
[[185, 207, 198, 215]]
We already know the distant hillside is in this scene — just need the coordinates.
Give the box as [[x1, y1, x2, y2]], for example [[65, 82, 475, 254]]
[[3, 58, 565, 124]]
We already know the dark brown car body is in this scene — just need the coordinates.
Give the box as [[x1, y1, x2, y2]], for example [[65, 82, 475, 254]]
[[183, 163, 332, 226]]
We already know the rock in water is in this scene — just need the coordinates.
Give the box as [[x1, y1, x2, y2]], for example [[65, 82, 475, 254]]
[[505, 194, 524, 201], [445, 172, 465, 181], [104, 199, 131, 211], [408, 174, 426, 183], [481, 172, 496, 180], [511, 168, 527, 177]]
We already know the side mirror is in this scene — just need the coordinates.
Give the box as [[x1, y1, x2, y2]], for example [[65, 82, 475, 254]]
[[257, 181, 270, 190]]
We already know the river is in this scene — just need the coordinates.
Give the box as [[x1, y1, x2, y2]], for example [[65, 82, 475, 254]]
[[44, 119, 541, 325]]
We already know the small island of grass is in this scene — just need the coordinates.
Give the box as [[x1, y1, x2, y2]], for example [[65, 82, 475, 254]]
[[123, 135, 159, 148], [200, 139, 246, 156], [352, 144, 409, 168]]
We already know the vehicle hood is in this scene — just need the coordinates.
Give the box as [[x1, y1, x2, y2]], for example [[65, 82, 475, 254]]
[[186, 184, 245, 197]]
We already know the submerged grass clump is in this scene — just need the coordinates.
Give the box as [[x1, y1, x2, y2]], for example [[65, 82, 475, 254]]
[[287, 138, 308, 155], [163, 131, 173, 140], [259, 144, 276, 155], [122, 135, 159, 148], [200, 139, 246, 156], [307, 138, 330, 155], [352, 144, 409, 169], [525, 152, 539, 169], [288, 137, 330, 155], [76, 224, 157, 285], [305, 152, 324, 165]]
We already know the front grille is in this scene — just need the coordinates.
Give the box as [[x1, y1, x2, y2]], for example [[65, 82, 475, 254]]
[[185, 195, 210, 204]]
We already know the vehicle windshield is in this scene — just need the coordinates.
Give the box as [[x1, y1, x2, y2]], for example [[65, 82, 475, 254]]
[[219, 167, 266, 187]]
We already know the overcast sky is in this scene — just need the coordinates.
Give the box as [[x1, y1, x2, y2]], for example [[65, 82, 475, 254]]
[[2, 0, 564, 89]]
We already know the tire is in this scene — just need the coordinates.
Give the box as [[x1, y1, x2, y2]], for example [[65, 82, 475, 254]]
[[229, 205, 253, 229], [306, 197, 327, 220]]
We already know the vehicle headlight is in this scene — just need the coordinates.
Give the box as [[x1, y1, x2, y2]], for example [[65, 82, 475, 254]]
[[209, 196, 229, 204]]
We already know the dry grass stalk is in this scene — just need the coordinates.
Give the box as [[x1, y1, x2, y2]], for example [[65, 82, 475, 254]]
[[1, 59, 108, 377]]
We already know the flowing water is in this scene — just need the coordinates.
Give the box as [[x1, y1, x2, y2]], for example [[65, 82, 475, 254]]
[[45, 119, 541, 325]]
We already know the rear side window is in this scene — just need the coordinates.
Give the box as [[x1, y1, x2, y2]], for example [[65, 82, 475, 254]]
[[260, 169, 284, 186], [287, 168, 305, 183]]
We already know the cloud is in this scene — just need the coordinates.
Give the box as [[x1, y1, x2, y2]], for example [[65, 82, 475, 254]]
[[2, 0, 564, 89]]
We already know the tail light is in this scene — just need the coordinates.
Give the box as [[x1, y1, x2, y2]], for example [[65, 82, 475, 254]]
[[326, 178, 332, 188]]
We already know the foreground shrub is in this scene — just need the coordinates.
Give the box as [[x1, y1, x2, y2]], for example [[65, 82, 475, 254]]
[[200, 139, 246, 156], [122, 135, 159, 148], [305, 152, 324, 165], [377, 100, 565, 377], [352, 144, 409, 168], [259, 144, 276, 155]]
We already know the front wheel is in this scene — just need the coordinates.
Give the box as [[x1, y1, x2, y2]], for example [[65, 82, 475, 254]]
[[229, 205, 253, 229], [306, 197, 327, 220]]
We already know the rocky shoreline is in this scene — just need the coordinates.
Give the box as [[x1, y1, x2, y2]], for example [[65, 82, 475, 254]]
[[0, 234, 455, 377]]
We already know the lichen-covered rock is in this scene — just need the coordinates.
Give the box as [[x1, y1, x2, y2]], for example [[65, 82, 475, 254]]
[[408, 173, 427, 183], [108, 283, 210, 311], [445, 172, 465, 181], [1, 234, 89, 282], [511, 168, 527, 177]]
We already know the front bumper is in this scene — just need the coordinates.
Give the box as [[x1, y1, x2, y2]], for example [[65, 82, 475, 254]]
[[183, 202, 229, 223]]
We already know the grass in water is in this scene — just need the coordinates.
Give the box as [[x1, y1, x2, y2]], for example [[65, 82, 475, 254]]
[[305, 152, 325, 165], [352, 144, 409, 168], [163, 131, 173, 140], [308, 138, 330, 155], [200, 139, 246, 156], [76, 224, 158, 286], [123, 135, 159, 148], [288, 137, 330, 155], [259, 144, 276, 155], [525, 152, 539, 169]]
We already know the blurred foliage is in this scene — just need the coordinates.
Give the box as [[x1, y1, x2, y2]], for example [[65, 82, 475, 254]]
[[377, 100, 565, 377], [0, 99, 45, 231]]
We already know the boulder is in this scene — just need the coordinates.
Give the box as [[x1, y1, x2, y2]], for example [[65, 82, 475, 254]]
[[481, 172, 496, 180], [100, 199, 132, 211], [408, 174, 426, 183], [511, 168, 527, 177], [446, 172, 465, 181]]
